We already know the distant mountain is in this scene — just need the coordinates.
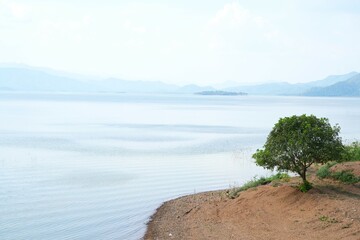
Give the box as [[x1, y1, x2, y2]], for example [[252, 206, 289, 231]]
[[304, 73, 360, 96], [0, 67, 210, 93], [224, 72, 358, 96], [304, 72, 359, 88], [1, 66, 359, 96], [0, 68, 94, 92], [178, 84, 215, 93]]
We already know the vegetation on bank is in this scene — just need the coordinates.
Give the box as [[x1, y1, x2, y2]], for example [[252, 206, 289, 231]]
[[331, 170, 360, 184], [228, 139, 360, 199], [317, 164, 360, 184], [342, 141, 360, 162], [316, 141, 360, 184], [316, 144, 360, 184], [226, 173, 290, 199], [229, 114, 360, 197]]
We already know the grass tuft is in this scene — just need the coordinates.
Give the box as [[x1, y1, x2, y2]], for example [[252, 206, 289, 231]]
[[319, 215, 328, 222], [319, 215, 338, 223]]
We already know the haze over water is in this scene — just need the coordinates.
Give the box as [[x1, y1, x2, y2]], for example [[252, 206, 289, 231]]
[[1, 92, 360, 239]]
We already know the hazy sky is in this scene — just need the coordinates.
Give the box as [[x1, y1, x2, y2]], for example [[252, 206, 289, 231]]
[[1, 0, 360, 85]]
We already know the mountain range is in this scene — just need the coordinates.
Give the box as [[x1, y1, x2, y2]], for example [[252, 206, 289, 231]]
[[224, 72, 359, 96], [0, 65, 359, 96], [0, 66, 214, 93], [303, 73, 360, 97]]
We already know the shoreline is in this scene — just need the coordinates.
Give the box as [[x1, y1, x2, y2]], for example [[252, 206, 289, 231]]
[[144, 163, 360, 240]]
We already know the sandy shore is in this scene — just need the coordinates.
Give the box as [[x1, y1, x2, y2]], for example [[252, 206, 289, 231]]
[[145, 163, 360, 240]]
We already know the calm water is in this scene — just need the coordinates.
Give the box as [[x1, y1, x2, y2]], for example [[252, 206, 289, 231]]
[[1, 93, 359, 240]]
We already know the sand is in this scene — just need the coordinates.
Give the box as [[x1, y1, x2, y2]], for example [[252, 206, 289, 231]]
[[145, 162, 360, 240]]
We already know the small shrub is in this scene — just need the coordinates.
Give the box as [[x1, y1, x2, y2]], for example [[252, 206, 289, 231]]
[[316, 166, 331, 179], [331, 170, 360, 184], [299, 181, 312, 192], [316, 161, 337, 179], [316, 161, 360, 184]]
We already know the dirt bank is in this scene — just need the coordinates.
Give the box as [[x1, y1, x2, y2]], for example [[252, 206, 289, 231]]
[[145, 163, 360, 240]]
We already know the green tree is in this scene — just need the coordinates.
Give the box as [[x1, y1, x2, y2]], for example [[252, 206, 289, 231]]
[[253, 114, 344, 191]]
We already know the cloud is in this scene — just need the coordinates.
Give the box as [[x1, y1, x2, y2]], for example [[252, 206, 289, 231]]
[[123, 20, 147, 34], [2, 1, 30, 19], [209, 2, 265, 28], [206, 2, 288, 52], [35, 16, 92, 45]]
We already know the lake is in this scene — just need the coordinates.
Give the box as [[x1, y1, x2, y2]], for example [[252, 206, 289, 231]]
[[1, 92, 359, 239]]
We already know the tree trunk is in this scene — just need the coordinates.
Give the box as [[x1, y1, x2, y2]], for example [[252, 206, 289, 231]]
[[300, 168, 307, 184], [298, 167, 312, 192]]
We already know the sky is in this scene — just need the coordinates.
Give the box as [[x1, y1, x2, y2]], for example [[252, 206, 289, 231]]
[[1, 0, 360, 86]]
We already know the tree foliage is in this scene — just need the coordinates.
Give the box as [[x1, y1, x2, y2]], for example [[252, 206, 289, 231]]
[[253, 114, 344, 187]]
